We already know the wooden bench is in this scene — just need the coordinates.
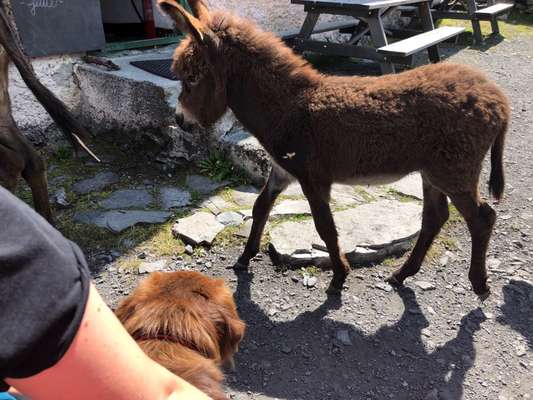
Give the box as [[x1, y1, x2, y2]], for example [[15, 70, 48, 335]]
[[377, 26, 465, 56], [430, 0, 514, 43]]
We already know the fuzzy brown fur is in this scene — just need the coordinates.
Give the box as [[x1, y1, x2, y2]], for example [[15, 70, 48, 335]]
[[115, 271, 245, 400], [159, 0, 510, 300]]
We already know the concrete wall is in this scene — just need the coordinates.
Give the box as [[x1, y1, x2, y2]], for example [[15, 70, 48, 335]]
[[8, 54, 82, 146]]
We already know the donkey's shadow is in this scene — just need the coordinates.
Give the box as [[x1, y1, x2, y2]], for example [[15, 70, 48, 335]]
[[227, 271, 486, 400], [498, 279, 533, 349]]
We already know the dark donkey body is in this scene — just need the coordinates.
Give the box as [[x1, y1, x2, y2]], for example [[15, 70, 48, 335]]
[[159, 0, 510, 299], [0, 8, 95, 224]]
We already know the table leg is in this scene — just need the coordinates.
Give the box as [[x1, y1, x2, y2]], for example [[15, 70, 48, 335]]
[[367, 14, 394, 74], [298, 12, 320, 38], [419, 0, 440, 63], [466, 0, 483, 44]]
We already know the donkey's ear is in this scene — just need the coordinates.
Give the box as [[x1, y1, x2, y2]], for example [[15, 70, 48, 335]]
[[158, 0, 207, 44], [187, 0, 210, 22]]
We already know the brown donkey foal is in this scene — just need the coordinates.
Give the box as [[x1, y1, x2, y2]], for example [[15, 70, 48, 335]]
[[0, 9, 94, 224], [159, 0, 510, 299]]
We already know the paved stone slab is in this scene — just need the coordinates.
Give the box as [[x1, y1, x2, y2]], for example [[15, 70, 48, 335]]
[[200, 195, 234, 215], [99, 189, 153, 209], [74, 210, 172, 233], [160, 187, 191, 209], [235, 219, 254, 238], [230, 185, 259, 207], [283, 182, 305, 198], [331, 184, 368, 207], [272, 199, 311, 217], [72, 171, 119, 195], [217, 211, 245, 226], [139, 260, 167, 274], [269, 200, 422, 266], [386, 173, 423, 200], [172, 212, 225, 245], [186, 175, 228, 194]]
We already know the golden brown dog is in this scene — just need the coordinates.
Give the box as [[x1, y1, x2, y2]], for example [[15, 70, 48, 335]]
[[115, 271, 245, 400]]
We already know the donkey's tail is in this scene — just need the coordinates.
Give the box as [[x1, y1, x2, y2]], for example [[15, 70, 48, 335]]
[[488, 123, 507, 202], [0, 9, 99, 161]]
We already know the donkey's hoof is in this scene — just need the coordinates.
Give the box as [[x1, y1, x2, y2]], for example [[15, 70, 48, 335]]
[[232, 261, 249, 271], [385, 274, 403, 287], [477, 289, 491, 302]]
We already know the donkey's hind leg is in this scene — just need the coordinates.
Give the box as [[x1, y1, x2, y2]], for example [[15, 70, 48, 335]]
[[301, 182, 349, 295], [21, 146, 54, 225], [0, 144, 23, 192], [448, 192, 495, 300], [387, 178, 449, 286], [235, 164, 293, 270]]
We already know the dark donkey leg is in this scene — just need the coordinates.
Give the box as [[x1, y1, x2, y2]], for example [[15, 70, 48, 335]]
[[387, 177, 449, 285], [448, 192, 495, 300], [301, 181, 349, 295], [21, 142, 54, 225], [235, 164, 293, 269]]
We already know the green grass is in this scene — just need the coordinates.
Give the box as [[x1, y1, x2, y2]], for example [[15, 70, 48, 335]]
[[197, 150, 250, 185], [439, 9, 533, 41]]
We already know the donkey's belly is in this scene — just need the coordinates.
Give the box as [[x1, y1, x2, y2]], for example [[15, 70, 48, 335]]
[[338, 173, 407, 186]]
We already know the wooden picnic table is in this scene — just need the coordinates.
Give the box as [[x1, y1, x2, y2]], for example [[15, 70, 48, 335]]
[[288, 0, 464, 74]]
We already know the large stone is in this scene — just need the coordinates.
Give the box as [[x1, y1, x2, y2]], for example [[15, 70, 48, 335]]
[[386, 173, 423, 200], [230, 185, 259, 207], [139, 260, 167, 274], [172, 212, 225, 245], [217, 211, 245, 226], [272, 199, 311, 217], [98, 189, 153, 209], [160, 187, 192, 210], [269, 200, 422, 266], [186, 175, 228, 194], [74, 210, 171, 233], [72, 171, 119, 195], [200, 195, 234, 215]]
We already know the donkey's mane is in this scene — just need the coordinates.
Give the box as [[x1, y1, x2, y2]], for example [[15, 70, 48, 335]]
[[208, 11, 321, 85]]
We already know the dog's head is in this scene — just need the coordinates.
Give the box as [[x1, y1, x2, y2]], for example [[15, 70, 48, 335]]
[[116, 271, 245, 365]]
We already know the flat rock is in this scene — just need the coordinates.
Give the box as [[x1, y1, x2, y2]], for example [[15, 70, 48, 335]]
[[235, 219, 253, 238], [172, 212, 225, 245], [72, 171, 119, 194], [331, 184, 368, 207], [272, 199, 311, 217], [160, 187, 191, 209], [386, 173, 423, 200], [217, 211, 244, 226], [139, 260, 167, 274], [230, 185, 259, 207], [52, 187, 70, 209], [200, 195, 234, 215], [336, 329, 353, 346], [74, 210, 171, 233], [283, 182, 305, 197], [186, 175, 228, 194], [269, 200, 422, 266], [415, 281, 436, 291], [99, 189, 153, 209]]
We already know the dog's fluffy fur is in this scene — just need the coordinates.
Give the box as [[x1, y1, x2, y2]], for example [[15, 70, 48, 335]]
[[115, 271, 245, 400]]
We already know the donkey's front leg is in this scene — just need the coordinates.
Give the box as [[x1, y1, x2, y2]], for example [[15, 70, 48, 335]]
[[234, 165, 292, 270], [302, 183, 349, 295]]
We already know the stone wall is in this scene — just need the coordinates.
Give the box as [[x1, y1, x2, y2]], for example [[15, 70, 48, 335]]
[[8, 54, 82, 146]]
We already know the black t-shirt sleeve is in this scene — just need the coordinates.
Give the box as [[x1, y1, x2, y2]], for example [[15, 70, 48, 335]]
[[0, 187, 90, 386]]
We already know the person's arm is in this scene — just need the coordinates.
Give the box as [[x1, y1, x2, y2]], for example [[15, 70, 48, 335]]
[[7, 284, 211, 400]]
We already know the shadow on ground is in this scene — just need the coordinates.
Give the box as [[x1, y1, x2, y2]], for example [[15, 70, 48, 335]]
[[498, 279, 533, 349], [227, 271, 487, 400]]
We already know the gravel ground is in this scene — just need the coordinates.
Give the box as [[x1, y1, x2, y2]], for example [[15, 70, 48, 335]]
[[91, 36, 533, 400]]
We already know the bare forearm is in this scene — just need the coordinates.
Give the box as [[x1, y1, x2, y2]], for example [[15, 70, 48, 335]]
[[7, 285, 211, 400]]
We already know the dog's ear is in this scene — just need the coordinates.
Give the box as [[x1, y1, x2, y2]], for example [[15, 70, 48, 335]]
[[214, 302, 246, 363]]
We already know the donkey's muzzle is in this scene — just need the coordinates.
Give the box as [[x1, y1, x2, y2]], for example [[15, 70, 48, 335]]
[[175, 113, 196, 131]]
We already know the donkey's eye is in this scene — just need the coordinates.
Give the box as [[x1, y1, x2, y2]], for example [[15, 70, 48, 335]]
[[187, 75, 201, 87]]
